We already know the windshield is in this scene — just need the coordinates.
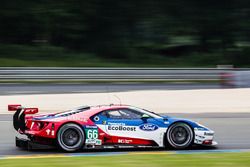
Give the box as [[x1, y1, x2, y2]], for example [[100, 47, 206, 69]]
[[130, 106, 162, 118]]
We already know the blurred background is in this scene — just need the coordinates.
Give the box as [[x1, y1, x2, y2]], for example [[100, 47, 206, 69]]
[[1, 0, 250, 67], [1, 2, 250, 165]]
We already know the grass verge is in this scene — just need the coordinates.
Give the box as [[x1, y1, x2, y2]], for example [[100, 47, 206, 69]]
[[0, 152, 250, 167], [0, 44, 227, 67]]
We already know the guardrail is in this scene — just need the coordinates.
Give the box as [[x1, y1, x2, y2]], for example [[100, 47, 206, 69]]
[[0, 67, 235, 82]]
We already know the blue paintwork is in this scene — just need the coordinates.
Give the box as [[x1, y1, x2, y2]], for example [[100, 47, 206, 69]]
[[94, 112, 210, 131]]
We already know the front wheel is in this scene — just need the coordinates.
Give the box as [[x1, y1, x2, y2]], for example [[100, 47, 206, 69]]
[[57, 123, 85, 152], [166, 122, 193, 149]]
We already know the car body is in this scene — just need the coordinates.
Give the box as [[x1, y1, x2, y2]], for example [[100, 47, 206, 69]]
[[9, 104, 217, 152]]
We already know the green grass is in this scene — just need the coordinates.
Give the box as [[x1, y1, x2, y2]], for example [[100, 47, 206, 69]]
[[0, 152, 250, 167], [0, 44, 229, 67]]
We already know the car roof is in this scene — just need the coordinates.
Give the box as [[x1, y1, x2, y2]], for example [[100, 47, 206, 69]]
[[82, 104, 130, 117]]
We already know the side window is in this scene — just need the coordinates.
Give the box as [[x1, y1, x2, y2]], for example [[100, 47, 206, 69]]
[[120, 109, 143, 119], [107, 110, 123, 119], [106, 109, 143, 119], [100, 111, 108, 117]]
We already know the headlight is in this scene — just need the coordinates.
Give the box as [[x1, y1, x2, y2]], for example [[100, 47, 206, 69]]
[[195, 122, 210, 130]]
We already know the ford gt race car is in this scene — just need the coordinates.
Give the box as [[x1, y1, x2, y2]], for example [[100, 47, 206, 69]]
[[9, 104, 217, 152]]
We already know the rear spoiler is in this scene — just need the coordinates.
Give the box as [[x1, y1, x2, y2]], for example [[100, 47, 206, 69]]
[[8, 104, 39, 132], [8, 104, 39, 114], [8, 104, 21, 111]]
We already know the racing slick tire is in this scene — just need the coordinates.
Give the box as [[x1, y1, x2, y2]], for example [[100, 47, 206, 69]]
[[57, 123, 85, 152], [166, 122, 194, 149]]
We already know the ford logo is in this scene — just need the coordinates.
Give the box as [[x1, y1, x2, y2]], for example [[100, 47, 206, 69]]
[[139, 123, 159, 131]]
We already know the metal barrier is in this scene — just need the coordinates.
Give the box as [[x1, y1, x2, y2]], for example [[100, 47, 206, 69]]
[[0, 67, 234, 82]]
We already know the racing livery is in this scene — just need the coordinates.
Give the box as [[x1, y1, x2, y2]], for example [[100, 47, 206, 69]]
[[9, 104, 217, 152]]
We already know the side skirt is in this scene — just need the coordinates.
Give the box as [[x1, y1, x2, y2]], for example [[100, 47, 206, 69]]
[[16, 137, 56, 150]]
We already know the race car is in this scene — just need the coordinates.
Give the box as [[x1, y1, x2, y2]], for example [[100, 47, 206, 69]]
[[9, 104, 217, 152]]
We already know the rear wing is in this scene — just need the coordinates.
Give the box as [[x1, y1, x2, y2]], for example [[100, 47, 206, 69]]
[[8, 104, 39, 114], [8, 104, 21, 111], [8, 104, 39, 132]]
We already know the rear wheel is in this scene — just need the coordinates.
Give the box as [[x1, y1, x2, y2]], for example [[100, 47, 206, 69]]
[[166, 122, 193, 149], [57, 123, 85, 152]]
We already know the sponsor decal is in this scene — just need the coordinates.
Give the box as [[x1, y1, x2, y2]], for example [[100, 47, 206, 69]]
[[84, 126, 100, 145], [45, 129, 55, 136], [94, 116, 100, 121], [204, 132, 214, 136], [139, 123, 159, 131], [85, 139, 102, 145], [95, 139, 102, 145], [107, 122, 136, 131], [108, 122, 125, 126], [85, 125, 98, 129], [51, 130, 55, 136], [118, 139, 133, 144], [108, 125, 136, 131], [46, 129, 50, 135]]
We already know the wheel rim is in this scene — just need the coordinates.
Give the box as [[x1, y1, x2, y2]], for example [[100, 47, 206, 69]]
[[58, 125, 84, 151], [171, 126, 188, 144], [62, 129, 80, 147], [168, 123, 193, 148]]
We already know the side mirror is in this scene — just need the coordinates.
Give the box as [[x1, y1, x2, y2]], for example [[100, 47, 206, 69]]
[[141, 114, 150, 119]]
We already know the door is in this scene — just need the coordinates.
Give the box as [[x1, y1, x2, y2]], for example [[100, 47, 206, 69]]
[[103, 108, 166, 146]]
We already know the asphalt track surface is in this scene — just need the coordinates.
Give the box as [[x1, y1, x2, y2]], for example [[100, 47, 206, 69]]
[[1, 113, 250, 156], [0, 83, 249, 156], [0, 83, 220, 95]]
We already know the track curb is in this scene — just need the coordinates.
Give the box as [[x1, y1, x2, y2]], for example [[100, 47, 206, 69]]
[[1, 149, 250, 160]]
